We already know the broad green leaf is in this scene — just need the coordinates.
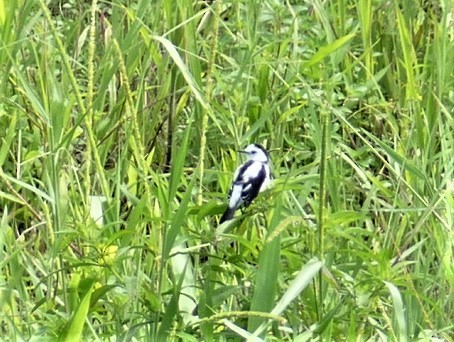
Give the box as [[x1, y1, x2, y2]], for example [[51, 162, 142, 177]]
[[303, 33, 356, 67]]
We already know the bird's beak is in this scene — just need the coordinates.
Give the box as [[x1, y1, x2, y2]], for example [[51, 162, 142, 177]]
[[238, 149, 247, 154]]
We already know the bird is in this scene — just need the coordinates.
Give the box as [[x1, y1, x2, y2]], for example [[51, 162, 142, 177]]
[[219, 143, 272, 223]]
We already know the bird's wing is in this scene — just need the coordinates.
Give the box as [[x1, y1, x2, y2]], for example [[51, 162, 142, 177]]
[[227, 160, 255, 209], [237, 161, 266, 206]]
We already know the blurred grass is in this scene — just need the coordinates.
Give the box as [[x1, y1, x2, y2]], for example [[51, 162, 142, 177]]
[[0, 0, 453, 340]]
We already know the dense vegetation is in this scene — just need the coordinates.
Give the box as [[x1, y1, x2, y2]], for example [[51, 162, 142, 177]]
[[1, 0, 453, 340]]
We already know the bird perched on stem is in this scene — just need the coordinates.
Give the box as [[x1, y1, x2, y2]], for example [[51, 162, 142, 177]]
[[219, 143, 272, 223]]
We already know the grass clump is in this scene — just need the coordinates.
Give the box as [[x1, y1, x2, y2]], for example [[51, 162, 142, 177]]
[[0, 0, 452, 340]]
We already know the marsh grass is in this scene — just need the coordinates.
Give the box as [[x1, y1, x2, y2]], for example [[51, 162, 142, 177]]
[[0, 0, 453, 340]]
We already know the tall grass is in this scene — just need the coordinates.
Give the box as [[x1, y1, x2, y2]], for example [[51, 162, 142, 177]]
[[0, 0, 452, 340]]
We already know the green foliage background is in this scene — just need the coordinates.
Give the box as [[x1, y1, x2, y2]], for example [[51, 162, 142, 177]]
[[0, 0, 453, 340]]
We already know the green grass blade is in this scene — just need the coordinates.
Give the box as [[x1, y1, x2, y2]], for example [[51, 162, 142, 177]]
[[247, 201, 283, 333], [251, 259, 323, 338], [271, 259, 323, 316], [384, 281, 408, 341], [61, 280, 95, 342], [153, 35, 209, 111], [303, 32, 356, 67]]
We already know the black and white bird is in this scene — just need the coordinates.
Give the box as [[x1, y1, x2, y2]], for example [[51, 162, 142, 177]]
[[220, 143, 272, 223]]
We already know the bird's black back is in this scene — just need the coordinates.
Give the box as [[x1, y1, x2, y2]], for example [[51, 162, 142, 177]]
[[233, 160, 266, 206]]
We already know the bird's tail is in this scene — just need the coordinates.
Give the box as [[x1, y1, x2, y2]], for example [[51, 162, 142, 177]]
[[219, 207, 235, 224]]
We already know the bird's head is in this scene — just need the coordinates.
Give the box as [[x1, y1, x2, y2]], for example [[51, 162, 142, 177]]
[[240, 143, 269, 162]]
